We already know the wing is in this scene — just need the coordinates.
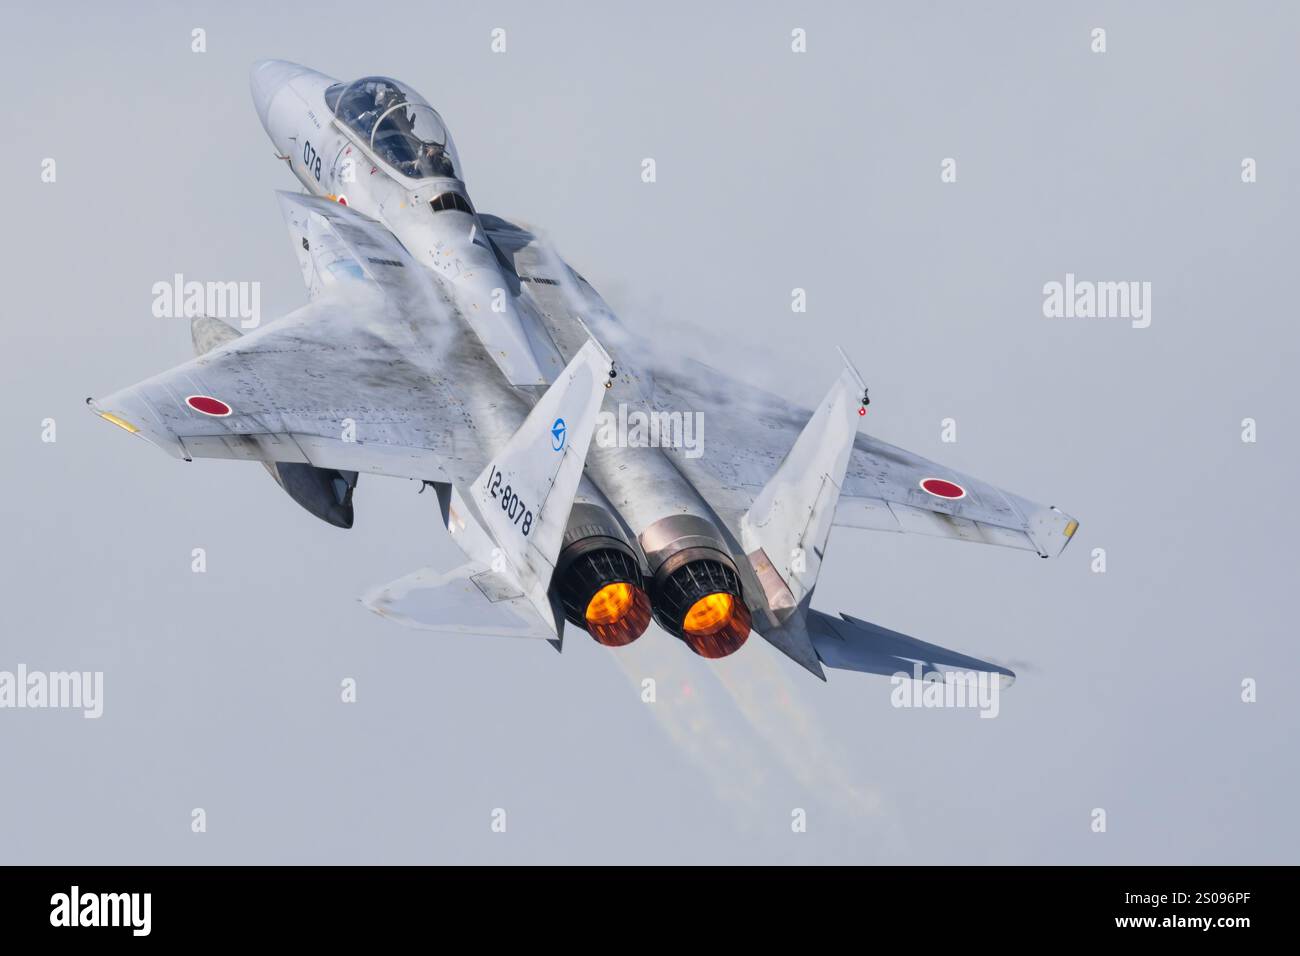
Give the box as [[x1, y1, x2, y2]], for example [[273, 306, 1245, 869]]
[[646, 360, 1076, 557], [89, 194, 518, 486], [480, 213, 1077, 560]]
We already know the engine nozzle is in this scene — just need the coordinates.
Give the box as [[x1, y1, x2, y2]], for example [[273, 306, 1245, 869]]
[[639, 515, 752, 658], [651, 555, 752, 658], [554, 505, 652, 646]]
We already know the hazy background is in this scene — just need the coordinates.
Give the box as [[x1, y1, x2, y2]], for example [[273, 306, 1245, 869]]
[[1, 1, 1295, 864]]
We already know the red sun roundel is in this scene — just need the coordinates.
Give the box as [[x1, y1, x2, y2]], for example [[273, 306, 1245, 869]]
[[186, 395, 232, 417], [919, 477, 966, 500]]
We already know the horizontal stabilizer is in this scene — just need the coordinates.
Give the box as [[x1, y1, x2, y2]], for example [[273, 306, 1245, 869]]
[[361, 562, 560, 640], [808, 610, 1015, 686]]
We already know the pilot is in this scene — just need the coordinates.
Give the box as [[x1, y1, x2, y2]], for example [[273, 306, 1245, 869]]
[[355, 84, 400, 132], [399, 144, 437, 179], [417, 142, 455, 178], [353, 107, 379, 132], [374, 84, 403, 113]]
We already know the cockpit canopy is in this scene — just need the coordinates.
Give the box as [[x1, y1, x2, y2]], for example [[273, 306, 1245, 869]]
[[324, 76, 462, 182]]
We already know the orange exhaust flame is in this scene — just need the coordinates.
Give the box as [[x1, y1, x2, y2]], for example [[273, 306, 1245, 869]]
[[585, 582, 652, 647], [681, 592, 751, 658]]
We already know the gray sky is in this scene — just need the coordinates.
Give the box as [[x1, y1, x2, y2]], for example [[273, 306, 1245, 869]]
[[1, 0, 1295, 864]]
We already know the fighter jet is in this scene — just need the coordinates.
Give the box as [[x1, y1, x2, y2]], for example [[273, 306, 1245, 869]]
[[87, 61, 1079, 682]]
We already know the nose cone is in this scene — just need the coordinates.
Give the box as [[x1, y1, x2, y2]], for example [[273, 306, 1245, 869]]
[[250, 59, 308, 129]]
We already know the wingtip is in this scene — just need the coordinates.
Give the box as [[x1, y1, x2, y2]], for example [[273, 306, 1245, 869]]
[[86, 398, 141, 436], [1027, 505, 1080, 558]]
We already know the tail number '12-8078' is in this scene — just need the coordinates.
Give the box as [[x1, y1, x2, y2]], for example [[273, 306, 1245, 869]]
[[486, 465, 534, 536]]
